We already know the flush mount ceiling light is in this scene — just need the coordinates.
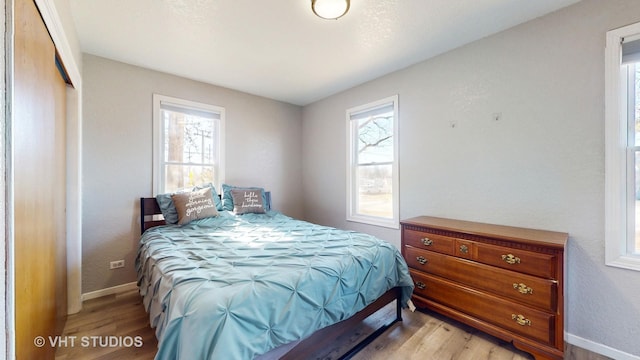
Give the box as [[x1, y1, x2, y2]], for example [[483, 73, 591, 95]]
[[311, 0, 350, 20]]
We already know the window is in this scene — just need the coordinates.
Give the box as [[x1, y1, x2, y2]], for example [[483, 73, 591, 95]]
[[153, 94, 225, 194], [605, 22, 640, 271], [346, 95, 399, 228]]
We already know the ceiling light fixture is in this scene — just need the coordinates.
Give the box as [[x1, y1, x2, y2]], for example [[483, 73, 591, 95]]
[[311, 0, 350, 20]]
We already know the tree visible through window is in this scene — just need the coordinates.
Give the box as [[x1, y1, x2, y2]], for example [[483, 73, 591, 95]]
[[347, 95, 399, 228], [153, 95, 225, 194], [356, 110, 393, 217]]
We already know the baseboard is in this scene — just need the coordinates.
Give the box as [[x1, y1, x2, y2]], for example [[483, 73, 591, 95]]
[[81, 282, 138, 301], [566, 333, 640, 360]]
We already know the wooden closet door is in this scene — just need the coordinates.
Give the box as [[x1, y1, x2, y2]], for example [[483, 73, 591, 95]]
[[14, 0, 67, 358]]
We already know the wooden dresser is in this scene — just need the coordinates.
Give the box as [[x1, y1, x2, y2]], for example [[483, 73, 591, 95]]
[[401, 216, 567, 360]]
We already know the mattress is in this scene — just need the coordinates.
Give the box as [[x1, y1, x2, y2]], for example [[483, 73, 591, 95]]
[[136, 210, 414, 359]]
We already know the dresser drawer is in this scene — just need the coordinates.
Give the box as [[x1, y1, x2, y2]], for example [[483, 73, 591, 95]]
[[410, 270, 555, 345], [403, 229, 454, 255], [475, 242, 556, 279], [405, 247, 557, 311]]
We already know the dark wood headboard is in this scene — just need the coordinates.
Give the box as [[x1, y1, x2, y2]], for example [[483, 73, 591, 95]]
[[140, 198, 165, 234], [140, 191, 271, 234]]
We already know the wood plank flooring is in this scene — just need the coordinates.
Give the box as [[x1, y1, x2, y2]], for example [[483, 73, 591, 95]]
[[55, 289, 611, 359], [54, 290, 156, 360]]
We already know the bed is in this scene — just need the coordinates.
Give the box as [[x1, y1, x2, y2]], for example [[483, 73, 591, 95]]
[[136, 186, 414, 359]]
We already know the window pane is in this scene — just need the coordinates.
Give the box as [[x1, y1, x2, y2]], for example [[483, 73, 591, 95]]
[[357, 113, 394, 164], [163, 109, 215, 165], [604, 26, 640, 270], [154, 95, 224, 196], [635, 64, 640, 146], [356, 164, 392, 218], [164, 164, 214, 193], [347, 95, 398, 228], [635, 150, 640, 255], [635, 64, 640, 254]]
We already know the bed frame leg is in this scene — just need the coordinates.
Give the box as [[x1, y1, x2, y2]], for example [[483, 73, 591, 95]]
[[338, 288, 403, 360], [395, 287, 402, 322]]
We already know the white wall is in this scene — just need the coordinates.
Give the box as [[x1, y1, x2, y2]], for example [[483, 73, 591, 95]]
[[302, 0, 640, 357], [82, 54, 303, 293]]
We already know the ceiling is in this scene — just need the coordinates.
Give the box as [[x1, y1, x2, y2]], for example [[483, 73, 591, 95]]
[[70, 0, 581, 106]]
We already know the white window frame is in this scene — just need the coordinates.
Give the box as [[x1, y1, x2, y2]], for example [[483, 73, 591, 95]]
[[605, 22, 640, 271], [346, 95, 399, 229], [152, 94, 225, 195]]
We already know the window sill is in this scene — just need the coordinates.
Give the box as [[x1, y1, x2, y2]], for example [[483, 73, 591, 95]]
[[606, 254, 640, 272], [347, 214, 399, 229]]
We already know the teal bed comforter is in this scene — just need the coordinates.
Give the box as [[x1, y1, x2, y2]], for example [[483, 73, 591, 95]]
[[136, 211, 414, 359]]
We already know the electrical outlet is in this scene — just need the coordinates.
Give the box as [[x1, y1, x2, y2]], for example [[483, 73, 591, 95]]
[[110, 260, 125, 269]]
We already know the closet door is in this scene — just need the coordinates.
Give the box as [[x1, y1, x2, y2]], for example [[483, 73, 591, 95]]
[[14, 0, 67, 358]]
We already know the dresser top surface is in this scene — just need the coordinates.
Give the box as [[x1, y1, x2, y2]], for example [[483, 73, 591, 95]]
[[401, 216, 568, 248]]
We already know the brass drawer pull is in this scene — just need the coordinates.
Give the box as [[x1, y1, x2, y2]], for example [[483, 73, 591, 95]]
[[501, 254, 521, 265], [511, 314, 532, 326], [415, 281, 426, 290], [459, 244, 469, 254], [421, 237, 433, 246], [416, 256, 428, 265], [513, 283, 533, 295]]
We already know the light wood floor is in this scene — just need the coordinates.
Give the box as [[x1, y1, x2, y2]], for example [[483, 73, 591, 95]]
[[55, 289, 610, 360]]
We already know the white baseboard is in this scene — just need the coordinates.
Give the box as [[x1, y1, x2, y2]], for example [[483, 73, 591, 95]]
[[566, 333, 640, 360], [81, 282, 138, 301]]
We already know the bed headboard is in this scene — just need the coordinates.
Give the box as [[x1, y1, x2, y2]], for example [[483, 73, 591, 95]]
[[140, 198, 165, 234], [140, 191, 272, 234]]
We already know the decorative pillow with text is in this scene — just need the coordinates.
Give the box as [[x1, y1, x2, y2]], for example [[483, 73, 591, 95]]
[[172, 187, 219, 225], [231, 189, 266, 215], [222, 184, 270, 211]]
